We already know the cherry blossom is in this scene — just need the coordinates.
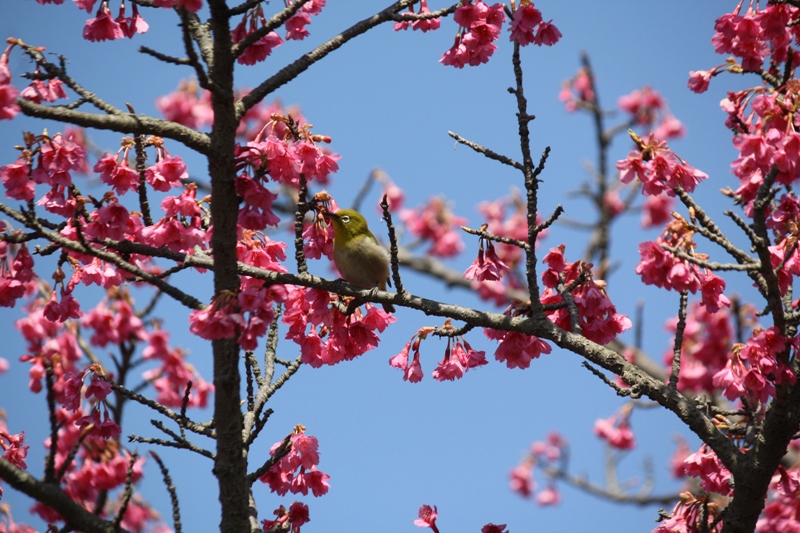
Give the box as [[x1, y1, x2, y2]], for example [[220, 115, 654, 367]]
[[440, 1, 506, 68], [413, 504, 440, 532]]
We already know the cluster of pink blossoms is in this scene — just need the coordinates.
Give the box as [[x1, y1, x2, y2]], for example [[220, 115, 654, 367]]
[[466, 193, 540, 305], [259, 428, 330, 498], [560, 69, 679, 227], [712, 3, 800, 72], [618, 86, 685, 141], [189, 232, 288, 350], [394, 0, 441, 32], [155, 79, 214, 131], [593, 406, 636, 450], [757, 466, 800, 532], [233, 0, 325, 65], [141, 328, 213, 408], [30, 407, 159, 531], [81, 1, 149, 42], [463, 238, 509, 283], [712, 326, 795, 406], [60, 365, 120, 440], [1, 131, 85, 204], [302, 192, 339, 261], [662, 302, 735, 394], [261, 502, 310, 533], [617, 132, 708, 197], [37, 0, 204, 42], [440, 1, 506, 68], [685, 3, 800, 95], [0, 229, 36, 308], [508, 432, 564, 506], [723, 88, 800, 203], [283, 286, 395, 368], [765, 193, 800, 294], [541, 244, 631, 345], [507, 1, 561, 47], [636, 217, 731, 313], [438, 1, 560, 68], [11, 308, 167, 531], [558, 67, 595, 112], [484, 323, 551, 370], [236, 117, 340, 189], [655, 491, 722, 533], [400, 197, 466, 257], [0, 419, 29, 479], [683, 444, 732, 496], [0, 44, 20, 121], [683, 4, 800, 206], [390, 321, 487, 382]]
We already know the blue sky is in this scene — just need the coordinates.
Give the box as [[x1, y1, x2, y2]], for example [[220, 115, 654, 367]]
[[0, 1, 754, 532]]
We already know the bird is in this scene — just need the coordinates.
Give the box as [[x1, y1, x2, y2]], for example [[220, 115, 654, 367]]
[[323, 209, 396, 313]]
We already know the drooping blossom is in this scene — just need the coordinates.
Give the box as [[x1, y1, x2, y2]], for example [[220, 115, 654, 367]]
[[440, 1, 506, 68], [413, 504, 440, 533]]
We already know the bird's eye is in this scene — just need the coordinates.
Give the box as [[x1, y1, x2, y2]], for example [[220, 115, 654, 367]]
[[340, 215, 350, 223]]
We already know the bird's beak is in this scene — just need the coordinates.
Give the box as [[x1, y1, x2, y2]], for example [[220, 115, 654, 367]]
[[322, 211, 338, 220]]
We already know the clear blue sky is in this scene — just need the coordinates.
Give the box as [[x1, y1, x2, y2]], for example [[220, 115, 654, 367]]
[[0, 2, 749, 532]]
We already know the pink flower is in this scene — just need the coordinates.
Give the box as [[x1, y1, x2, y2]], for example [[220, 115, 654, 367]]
[[156, 80, 213, 129], [20, 78, 67, 103], [288, 501, 310, 527], [536, 484, 561, 506], [400, 197, 466, 257], [653, 114, 686, 141], [481, 524, 509, 533], [235, 175, 280, 230], [440, 1, 505, 68], [463, 242, 509, 281], [641, 193, 673, 228], [394, 6, 414, 31], [145, 155, 188, 191], [94, 153, 139, 194], [286, 11, 312, 41], [431, 356, 464, 382], [533, 20, 561, 46], [0, 159, 35, 201], [413, 504, 440, 532], [509, 463, 534, 498], [493, 330, 551, 369], [412, 0, 441, 32], [405, 355, 424, 383], [0, 83, 20, 121], [509, 5, 542, 46], [687, 70, 712, 93], [83, 3, 125, 42], [188, 303, 237, 341], [42, 287, 83, 323], [712, 359, 746, 401], [233, 16, 284, 65], [683, 444, 732, 495], [593, 415, 636, 450], [0, 430, 29, 469], [700, 272, 731, 313]]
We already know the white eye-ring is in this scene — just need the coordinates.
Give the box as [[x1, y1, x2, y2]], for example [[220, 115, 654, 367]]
[[340, 215, 351, 223]]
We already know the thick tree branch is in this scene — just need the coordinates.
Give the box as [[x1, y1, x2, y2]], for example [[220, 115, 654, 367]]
[[17, 99, 211, 155], [0, 457, 131, 533]]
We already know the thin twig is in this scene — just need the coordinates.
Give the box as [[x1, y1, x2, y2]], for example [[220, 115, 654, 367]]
[[150, 452, 183, 533], [447, 131, 524, 170]]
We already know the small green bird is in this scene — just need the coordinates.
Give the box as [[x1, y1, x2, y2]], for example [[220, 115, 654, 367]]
[[323, 209, 396, 313]]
